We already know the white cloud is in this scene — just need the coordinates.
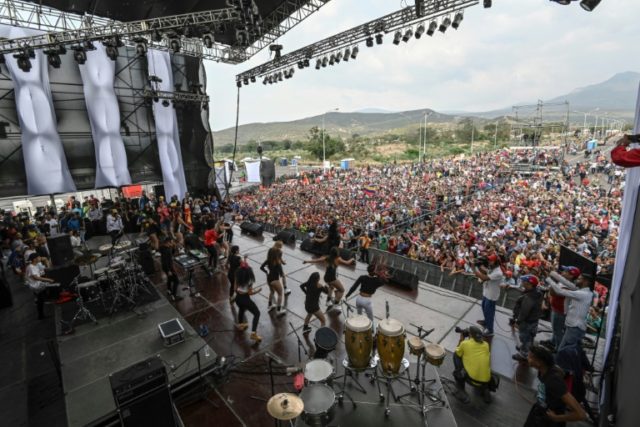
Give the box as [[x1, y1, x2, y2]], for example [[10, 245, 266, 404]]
[[206, 0, 640, 130]]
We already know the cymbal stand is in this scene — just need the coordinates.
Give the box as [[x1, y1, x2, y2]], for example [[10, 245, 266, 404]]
[[70, 277, 98, 327]]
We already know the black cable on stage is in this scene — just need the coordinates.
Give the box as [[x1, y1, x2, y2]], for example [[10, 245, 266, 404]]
[[227, 85, 241, 198]]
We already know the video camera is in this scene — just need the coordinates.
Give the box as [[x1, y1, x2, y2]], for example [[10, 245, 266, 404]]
[[455, 326, 471, 338]]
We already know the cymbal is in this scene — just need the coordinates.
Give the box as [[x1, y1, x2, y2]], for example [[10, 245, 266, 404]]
[[74, 254, 98, 266], [266, 393, 303, 421]]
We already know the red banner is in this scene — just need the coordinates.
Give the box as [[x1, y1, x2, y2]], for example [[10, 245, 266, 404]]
[[122, 185, 143, 198]]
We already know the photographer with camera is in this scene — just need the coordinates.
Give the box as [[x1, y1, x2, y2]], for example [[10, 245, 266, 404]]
[[452, 325, 493, 404], [512, 275, 543, 362], [472, 254, 504, 337]]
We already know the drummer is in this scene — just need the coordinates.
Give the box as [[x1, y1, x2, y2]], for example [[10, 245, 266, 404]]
[[345, 264, 385, 324], [300, 272, 329, 335]]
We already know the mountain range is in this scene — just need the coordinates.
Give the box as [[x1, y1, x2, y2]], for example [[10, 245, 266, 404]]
[[212, 71, 639, 146]]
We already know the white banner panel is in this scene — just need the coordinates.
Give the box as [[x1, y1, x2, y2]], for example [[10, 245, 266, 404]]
[[146, 49, 187, 200], [1, 26, 76, 195], [245, 161, 261, 183], [78, 43, 131, 187]]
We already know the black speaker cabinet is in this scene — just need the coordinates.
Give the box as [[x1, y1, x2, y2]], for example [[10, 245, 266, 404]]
[[300, 238, 330, 256], [110, 357, 176, 427], [153, 184, 165, 200], [339, 248, 355, 261], [240, 221, 264, 237], [387, 267, 419, 291], [46, 235, 74, 267], [274, 229, 296, 245]]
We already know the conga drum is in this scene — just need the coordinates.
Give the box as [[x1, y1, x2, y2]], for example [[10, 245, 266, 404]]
[[344, 315, 373, 369], [407, 336, 425, 356], [425, 343, 446, 367], [376, 318, 406, 375]]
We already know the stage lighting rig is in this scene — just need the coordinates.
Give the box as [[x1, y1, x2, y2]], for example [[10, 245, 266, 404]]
[[322, 56, 328, 67], [343, 47, 351, 61], [402, 28, 414, 42], [133, 38, 148, 56], [393, 31, 402, 45], [71, 45, 87, 64], [483, 0, 492, 7], [13, 48, 33, 72], [351, 46, 359, 59], [269, 44, 283, 60], [452, 12, 464, 29], [315, 58, 321, 69], [415, 24, 426, 39], [376, 33, 384, 44], [169, 36, 181, 53], [426, 21, 438, 36], [580, 0, 601, 11], [439, 16, 452, 33], [44, 49, 62, 68], [366, 37, 374, 47]]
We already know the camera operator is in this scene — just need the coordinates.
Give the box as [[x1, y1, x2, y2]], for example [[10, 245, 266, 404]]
[[452, 325, 492, 404], [512, 275, 543, 362], [472, 254, 504, 337]]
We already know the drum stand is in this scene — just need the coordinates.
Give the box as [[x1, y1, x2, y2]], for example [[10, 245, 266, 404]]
[[335, 357, 379, 408], [374, 358, 412, 417], [70, 287, 98, 326]]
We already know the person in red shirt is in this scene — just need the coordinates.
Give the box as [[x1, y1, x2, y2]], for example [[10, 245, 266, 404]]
[[203, 221, 219, 271], [611, 134, 640, 167], [541, 266, 580, 351]]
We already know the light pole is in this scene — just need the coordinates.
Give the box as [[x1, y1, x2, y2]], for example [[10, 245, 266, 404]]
[[422, 112, 432, 162], [322, 107, 339, 170], [494, 121, 499, 149]]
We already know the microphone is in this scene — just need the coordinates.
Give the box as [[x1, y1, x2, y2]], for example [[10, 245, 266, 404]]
[[265, 351, 287, 366]]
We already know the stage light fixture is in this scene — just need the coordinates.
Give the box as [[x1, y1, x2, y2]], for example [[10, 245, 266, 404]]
[[329, 54, 335, 65], [278, 71, 283, 81], [376, 34, 384, 45], [44, 49, 62, 68], [289, 67, 295, 76], [134, 38, 148, 56], [169, 37, 181, 53], [351, 46, 359, 59], [105, 45, 118, 61], [251, 76, 256, 83], [13, 50, 32, 72], [439, 17, 452, 33], [316, 59, 321, 69], [297, 61, 304, 69], [236, 80, 242, 88], [580, 0, 601, 11], [72, 46, 87, 64], [0, 54, 5, 64], [243, 77, 249, 85], [402, 28, 413, 42], [393, 31, 402, 45], [452, 12, 464, 29], [162, 99, 170, 107], [366, 37, 374, 47], [336, 52, 342, 64], [202, 32, 215, 48], [263, 76, 268, 85], [322, 56, 328, 67], [303, 59, 310, 67], [553, 0, 572, 4], [268, 75, 273, 84], [483, 0, 492, 7], [415, 24, 426, 39], [427, 21, 438, 36]]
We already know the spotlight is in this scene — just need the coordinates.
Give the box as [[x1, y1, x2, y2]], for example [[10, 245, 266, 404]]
[[250, 76, 256, 83], [439, 17, 451, 33], [315, 58, 321, 69], [402, 28, 413, 42], [278, 72, 283, 81], [236, 80, 242, 88], [134, 38, 148, 56], [366, 37, 374, 48], [162, 99, 170, 107], [243, 77, 249, 85], [169, 37, 181, 53], [297, 61, 304, 69], [376, 34, 384, 44], [427, 21, 438, 36], [350, 46, 359, 59], [483, 0, 492, 7], [202, 32, 215, 48], [329, 54, 335, 65], [289, 67, 295, 76], [13, 50, 32, 72], [83, 40, 96, 51], [72, 46, 87, 64], [263, 76, 268, 85], [303, 59, 310, 67], [322, 56, 328, 67], [452, 12, 464, 29], [580, 0, 601, 11], [268, 75, 273, 84], [105, 45, 118, 61], [343, 48, 350, 61], [335, 52, 342, 63], [44, 49, 61, 68], [554, 0, 571, 4], [393, 31, 402, 45], [415, 24, 425, 39]]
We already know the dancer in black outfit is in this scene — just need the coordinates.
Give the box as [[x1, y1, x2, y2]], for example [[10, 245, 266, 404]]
[[300, 272, 328, 334], [303, 246, 355, 313], [345, 264, 385, 323], [160, 237, 182, 301], [234, 260, 263, 343], [260, 242, 287, 316], [226, 245, 242, 301]]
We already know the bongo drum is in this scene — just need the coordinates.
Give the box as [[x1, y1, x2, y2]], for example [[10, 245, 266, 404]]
[[344, 315, 373, 369], [425, 343, 446, 367], [376, 318, 406, 375], [407, 336, 425, 356]]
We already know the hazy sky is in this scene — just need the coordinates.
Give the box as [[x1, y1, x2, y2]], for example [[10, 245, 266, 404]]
[[204, 0, 640, 130]]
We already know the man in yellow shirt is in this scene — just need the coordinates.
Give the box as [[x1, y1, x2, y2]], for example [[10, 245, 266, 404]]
[[453, 325, 492, 404]]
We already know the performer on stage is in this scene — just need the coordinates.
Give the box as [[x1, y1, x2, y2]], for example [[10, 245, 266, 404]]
[[160, 236, 182, 301], [25, 253, 58, 319], [203, 221, 219, 271], [226, 245, 242, 301], [303, 247, 355, 313], [268, 241, 291, 295], [260, 242, 287, 316], [345, 264, 385, 323], [106, 209, 124, 245], [300, 272, 328, 334], [313, 218, 341, 249], [234, 260, 263, 343]]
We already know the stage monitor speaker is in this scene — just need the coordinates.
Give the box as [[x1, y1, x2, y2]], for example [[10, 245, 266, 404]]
[[387, 267, 419, 291], [47, 235, 74, 267], [274, 230, 296, 245], [240, 221, 264, 237], [300, 238, 330, 256], [45, 264, 80, 288], [339, 248, 355, 261], [260, 159, 276, 187], [110, 357, 176, 426]]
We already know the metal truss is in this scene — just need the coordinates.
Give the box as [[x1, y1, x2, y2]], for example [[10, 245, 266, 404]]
[[244, 0, 333, 57], [237, 0, 479, 82], [142, 89, 210, 104]]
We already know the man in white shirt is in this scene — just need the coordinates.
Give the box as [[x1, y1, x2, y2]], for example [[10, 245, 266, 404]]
[[550, 272, 594, 352], [25, 253, 57, 319], [106, 209, 124, 245], [473, 254, 504, 337]]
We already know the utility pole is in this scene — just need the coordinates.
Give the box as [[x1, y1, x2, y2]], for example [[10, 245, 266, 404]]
[[470, 123, 474, 155], [494, 121, 498, 149]]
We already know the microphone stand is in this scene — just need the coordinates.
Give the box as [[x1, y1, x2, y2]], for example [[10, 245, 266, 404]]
[[289, 321, 308, 363]]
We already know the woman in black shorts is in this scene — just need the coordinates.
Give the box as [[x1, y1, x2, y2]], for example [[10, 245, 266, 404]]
[[260, 242, 287, 316], [300, 272, 328, 334], [234, 260, 263, 343], [303, 246, 355, 313], [226, 245, 242, 300]]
